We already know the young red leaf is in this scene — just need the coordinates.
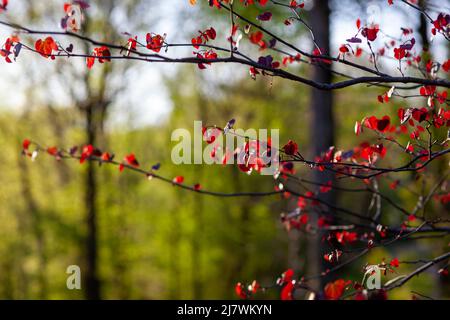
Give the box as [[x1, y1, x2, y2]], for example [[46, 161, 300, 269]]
[[124, 153, 139, 167], [281, 281, 294, 300], [283, 140, 298, 156], [390, 258, 400, 268], [35, 37, 58, 58], [235, 283, 247, 299], [362, 26, 379, 41], [47, 146, 58, 156], [173, 176, 184, 184], [324, 279, 351, 300], [22, 139, 31, 150]]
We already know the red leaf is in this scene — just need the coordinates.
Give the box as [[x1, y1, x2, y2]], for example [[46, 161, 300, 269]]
[[362, 26, 379, 41], [283, 140, 298, 156], [35, 37, 58, 58], [324, 279, 351, 300], [442, 59, 450, 72], [390, 258, 400, 268], [47, 146, 58, 156], [249, 31, 263, 44], [394, 47, 406, 60], [235, 283, 247, 299], [281, 281, 294, 300], [205, 27, 216, 40], [124, 153, 139, 167], [335, 231, 357, 244], [22, 139, 31, 150], [86, 56, 95, 69], [80, 144, 95, 163], [173, 176, 184, 184], [146, 33, 165, 53], [281, 268, 294, 283], [101, 152, 112, 162]]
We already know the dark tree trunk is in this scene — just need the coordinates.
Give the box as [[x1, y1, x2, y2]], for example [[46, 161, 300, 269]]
[[85, 105, 100, 300], [418, 0, 429, 55], [307, 0, 335, 293]]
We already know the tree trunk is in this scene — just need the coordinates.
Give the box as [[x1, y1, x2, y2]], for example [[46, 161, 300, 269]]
[[307, 0, 335, 293], [84, 104, 101, 300], [418, 0, 429, 55]]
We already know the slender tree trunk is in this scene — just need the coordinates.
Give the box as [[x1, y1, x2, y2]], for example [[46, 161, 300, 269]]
[[84, 105, 101, 300], [308, 0, 335, 293], [418, 0, 429, 55]]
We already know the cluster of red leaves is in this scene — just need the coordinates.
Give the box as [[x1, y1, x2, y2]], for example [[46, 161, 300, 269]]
[[361, 25, 379, 42], [324, 279, 352, 300], [191, 27, 216, 49], [397, 105, 450, 140], [86, 46, 111, 69], [281, 210, 309, 231], [146, 33, 166, 53], [393, 38, 415, 60], [335, 231, 358, 245], [364, 115, 391, 133], [80, 145, 103, 164], [432, 13, 450, 36], [119, 153, 139, 172], [195, 49, 218, 69], [276, 269, 295, 300], [237, 139, 272, 174], [249, 31, 266, 50], [201, 126, 275, 173], [281, 53, 301, 66], [0, 35, 20, 63], [35, 37, 59, 59], [355, 142, 387, 161], [234, 280, 260, 299]]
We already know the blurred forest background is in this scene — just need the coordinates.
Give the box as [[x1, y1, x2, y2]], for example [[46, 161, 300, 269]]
[[0, 0, 449, 299]]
